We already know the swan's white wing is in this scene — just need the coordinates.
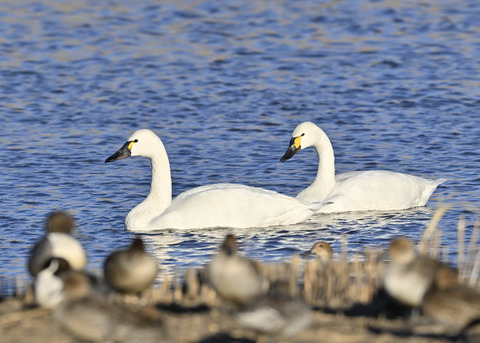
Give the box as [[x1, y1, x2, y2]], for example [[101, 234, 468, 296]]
[[152, 184, 317, 229], [318, 170, 446, 213], [174, 183, 308, 203]]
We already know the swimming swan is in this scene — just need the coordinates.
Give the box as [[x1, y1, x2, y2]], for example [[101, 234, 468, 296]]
[[280, 122, 446, 213], [105, 129, 325, 231]]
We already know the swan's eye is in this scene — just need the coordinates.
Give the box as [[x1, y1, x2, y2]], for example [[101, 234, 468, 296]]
[[134, 139, 138, 142], [301, 133, 305, 136]]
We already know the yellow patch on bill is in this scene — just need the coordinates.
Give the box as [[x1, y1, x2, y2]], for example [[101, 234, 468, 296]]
[[128, 141, 135, 150], [294, 136, 302, 149]]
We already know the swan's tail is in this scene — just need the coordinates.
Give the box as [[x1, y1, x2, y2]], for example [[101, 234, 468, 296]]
[[434, 178, 448, 187], [420, 178, 447, 206]]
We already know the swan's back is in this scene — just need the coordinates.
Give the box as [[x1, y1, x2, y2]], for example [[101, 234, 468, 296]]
[[152, 184, 316, 229], [312, 170, 446, 213]]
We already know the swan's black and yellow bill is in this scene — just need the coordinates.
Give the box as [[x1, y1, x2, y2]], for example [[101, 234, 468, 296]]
[[280, 136, 302, 162], [105, 141, 134, 163]]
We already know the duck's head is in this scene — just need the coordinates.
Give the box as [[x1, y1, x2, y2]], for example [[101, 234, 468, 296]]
[[301, 241, 333, 261], [220, 234, 238, 256], [45, 211, 75, 234], [61, 270, 92, 300], [105, 129, 162, 162], [128, 238, 146, 253], [389, 237, 416, 265], [280, 122, 321, 162]]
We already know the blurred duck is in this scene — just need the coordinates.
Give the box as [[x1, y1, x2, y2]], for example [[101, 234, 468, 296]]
[[235, 281, 312, 338], [301, 241, 333, 262], [34, 259, 100, 309], [54, 268, 167, 343], [208, 234, 267, 305], [383, 237, 457, 307], [280, 122, 446, 212], [28, 211, 86, 277], [34, 259, 65, 308], [422, 280, 480, 334], [104, 238, 158, 294]]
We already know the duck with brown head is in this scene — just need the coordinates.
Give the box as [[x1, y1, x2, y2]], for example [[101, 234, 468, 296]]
[[383, 237, 457, 307], [104, 237, 159, 294], [54, 265, 167, 343], [301, 241, 333, 262], [208, 234, 268, 306]]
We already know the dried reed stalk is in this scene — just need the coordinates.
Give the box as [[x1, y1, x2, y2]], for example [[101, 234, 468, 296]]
[[419, 206, 449, 255], [457, 215, 466, 281], [464, 218, 480, 284], [468, 249, 480, 288]]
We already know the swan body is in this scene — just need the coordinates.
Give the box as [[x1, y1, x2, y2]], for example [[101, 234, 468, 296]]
[[151, 183, 320, 230], [106, 129, 323, 231], [280, 122, 446, 213]]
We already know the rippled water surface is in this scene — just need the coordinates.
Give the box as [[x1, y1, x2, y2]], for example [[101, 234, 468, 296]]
[[1, 0, 479, 290]]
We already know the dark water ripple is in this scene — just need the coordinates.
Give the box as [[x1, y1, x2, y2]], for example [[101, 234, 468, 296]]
[[0, 1, 479, 290]]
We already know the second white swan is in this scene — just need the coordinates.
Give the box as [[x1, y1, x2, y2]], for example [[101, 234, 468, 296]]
[[106, 129, 324, 231], [280, 122, 446, 213]]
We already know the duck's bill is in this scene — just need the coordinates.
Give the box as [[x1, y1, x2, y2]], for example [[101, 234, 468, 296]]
[[280, 138, 301, 162], [300, 250, 313, 257], [105, 141, 132, 163]]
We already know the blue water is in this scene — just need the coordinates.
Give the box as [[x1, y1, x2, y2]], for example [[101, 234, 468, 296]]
[[1, 0, 479, 291]]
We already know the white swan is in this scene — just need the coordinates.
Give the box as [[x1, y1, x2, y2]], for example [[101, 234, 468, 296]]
[[105, 129, 324, 231], [280, 122, 446, 213]]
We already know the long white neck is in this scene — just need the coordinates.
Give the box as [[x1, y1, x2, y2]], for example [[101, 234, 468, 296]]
[[297, 127, 336, 202], [148, 146, 172, 212], [126, 141, 172, 231]]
